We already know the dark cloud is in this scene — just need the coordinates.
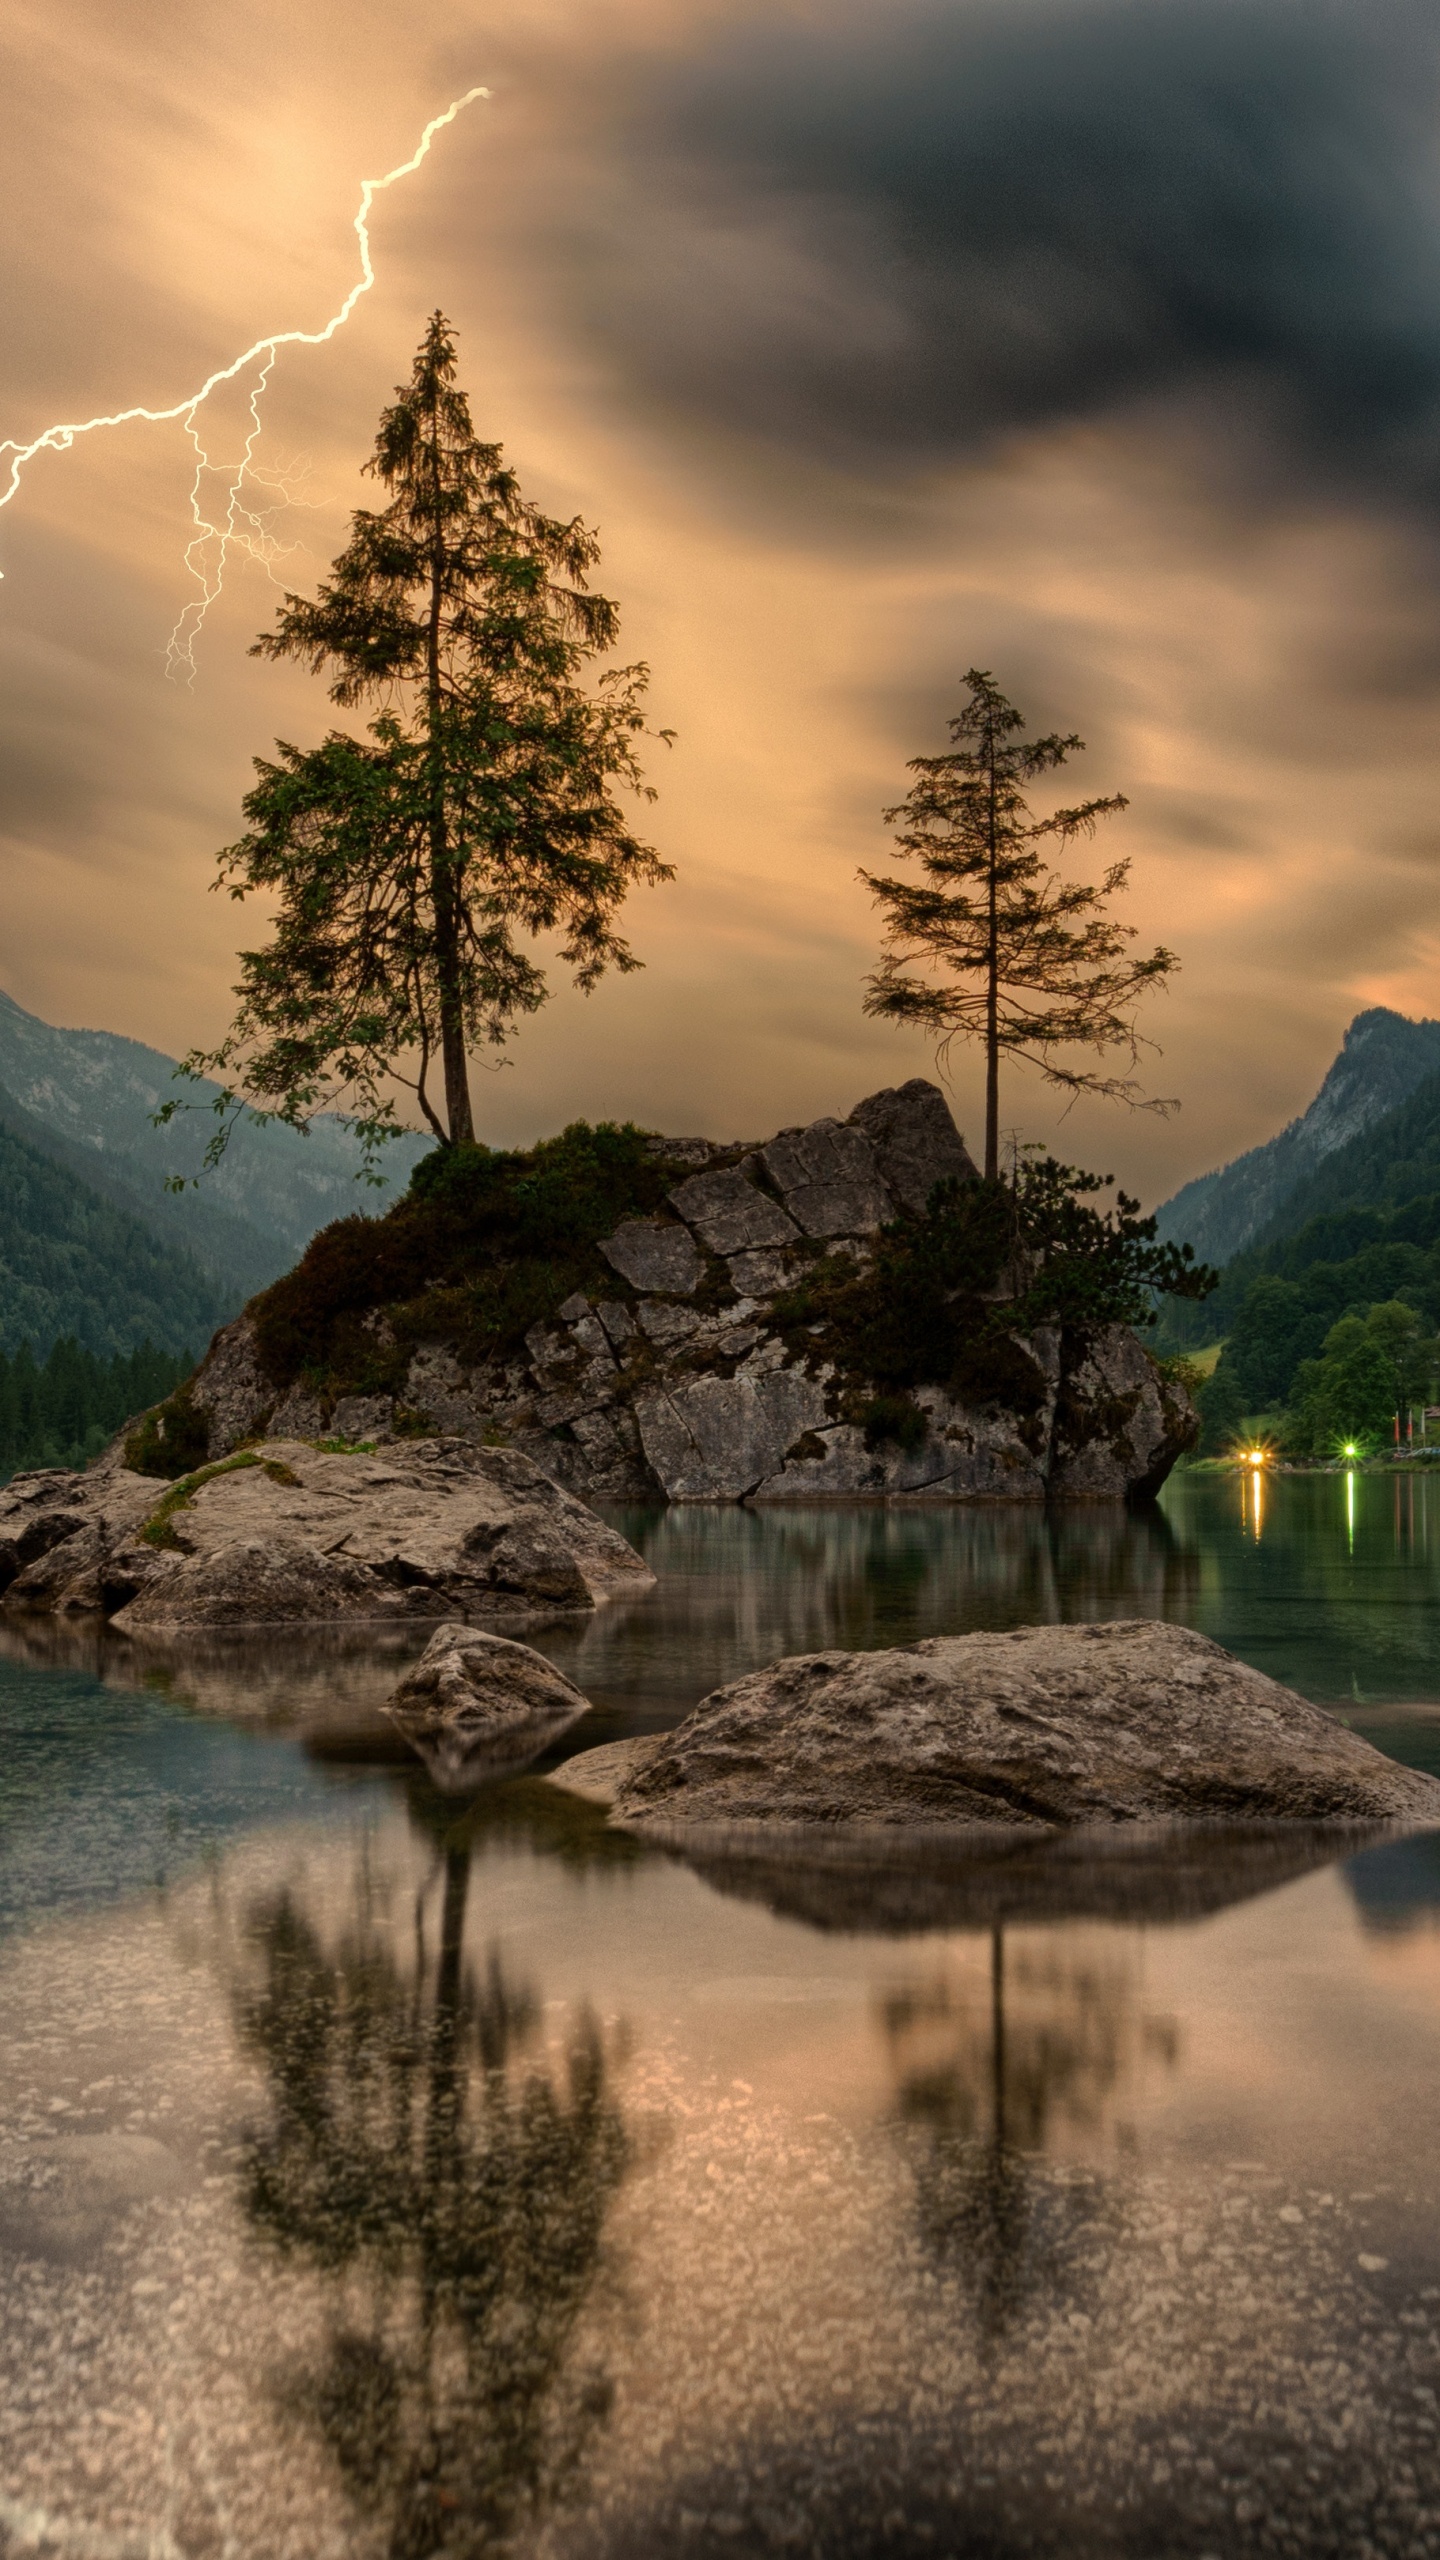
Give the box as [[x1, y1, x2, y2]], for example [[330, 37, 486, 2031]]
[[565, 0, 1440, 510]]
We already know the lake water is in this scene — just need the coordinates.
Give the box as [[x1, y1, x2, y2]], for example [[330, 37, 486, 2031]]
[[6, 1471, 1440, 2557]]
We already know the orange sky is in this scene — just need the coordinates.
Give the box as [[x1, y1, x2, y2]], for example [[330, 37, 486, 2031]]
[[5, 0, 1440, 1204]]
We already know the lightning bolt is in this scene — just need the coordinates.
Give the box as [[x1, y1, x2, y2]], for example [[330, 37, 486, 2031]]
[[0, 85, 490, 678]]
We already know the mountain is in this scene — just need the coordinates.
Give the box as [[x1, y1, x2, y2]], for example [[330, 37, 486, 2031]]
[[0, 1110, 227, 1361], [1232, 1063, 1440, 1244], [0, 1078, 286, 1308], [1154, 1009, 1440, 1266], [0, 987, 432, 1312]]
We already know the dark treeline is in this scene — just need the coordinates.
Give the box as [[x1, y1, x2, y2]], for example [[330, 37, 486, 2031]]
[[0, 1338, 192, 1482]]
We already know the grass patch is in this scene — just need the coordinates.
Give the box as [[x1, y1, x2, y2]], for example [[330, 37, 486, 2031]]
[[139, 1450, 266, 1548]]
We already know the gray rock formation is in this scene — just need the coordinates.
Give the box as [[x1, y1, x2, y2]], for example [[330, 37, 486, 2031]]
[[0, 1459, 165, 1614], [171, 1078, 1194, 1507], [556, 1621, 1440, 1830], [668, 1163, 799, 1253], [844, 1078, 978, 1212], [599, 1217, 702, 1295], [1049, 1326, 1187, 1503], [761, 1117, 893, 1237], [384, 1622, 592, 1788], [634, 1366, 830, 1502], [0, 1439, 653, 1632]]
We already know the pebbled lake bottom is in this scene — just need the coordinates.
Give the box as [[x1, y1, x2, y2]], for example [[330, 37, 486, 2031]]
[[4, 1470, 1440, 2559]]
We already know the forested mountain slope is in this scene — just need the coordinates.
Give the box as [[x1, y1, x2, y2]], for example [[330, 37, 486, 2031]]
[[1235, 1065, 1440, 1247], [0, 1111, 227, 1360], [1154, 1010, 1440, 1266], [0, 988, 431, 1298], [0, 1081, 281, 1307]]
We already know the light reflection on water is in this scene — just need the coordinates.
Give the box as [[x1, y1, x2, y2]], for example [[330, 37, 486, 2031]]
[[5, 1474, 1440, 2554]]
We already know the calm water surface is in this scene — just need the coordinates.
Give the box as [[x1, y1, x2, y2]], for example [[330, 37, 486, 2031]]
[[5, 1472, 1440, 2557]]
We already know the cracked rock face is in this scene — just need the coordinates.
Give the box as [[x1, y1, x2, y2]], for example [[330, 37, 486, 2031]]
[[761, 1115, 894, 1237], [634, 1368, 830, 1503], [667, 1164, 800, 1254], [561, 1620, 1440, 1832], [599, 1218, 702, 1295], [169, 1077, 1194, 1508], [847, 1077, 979, 1212], [0, 1440, 653, 1632]]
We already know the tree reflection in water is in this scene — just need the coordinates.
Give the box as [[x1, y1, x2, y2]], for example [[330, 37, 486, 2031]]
[[233, 1840, 629, 2555], [884, 1928, 1174, 2339]]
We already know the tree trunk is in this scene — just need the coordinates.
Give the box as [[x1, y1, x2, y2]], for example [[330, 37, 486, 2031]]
[[984, 745, 1000, 1181], [425, 399, 475, 1147]]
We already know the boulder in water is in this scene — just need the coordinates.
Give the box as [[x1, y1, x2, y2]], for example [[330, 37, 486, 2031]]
[[554, 1621, 1440, 1831], [385, 1621, 592, 1787]]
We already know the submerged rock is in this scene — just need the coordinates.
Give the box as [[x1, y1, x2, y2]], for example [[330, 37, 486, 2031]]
[[554, 1621, 1440, 1831], [0, 1438, 653, 1632], [385, 1622, 592, 1788]]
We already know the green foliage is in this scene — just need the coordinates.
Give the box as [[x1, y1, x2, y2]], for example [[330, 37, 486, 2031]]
[[1194, 1207, 1440, 1447], [1198, 1291, 1439, 1458], [170, 313, 672, 1168], [861, 1393, 930, 1453], [250, 1119, 677, 1395], [1195, 1355, 1247, 1454], [773, 1161, 1215, 1411], [1159, 1185, 1440, 1361], [124, 1384, 212, 1481], [1006, 1157, 1215, 1331], [0, 1111, 225, 1364], [1287, 1305, 1436, 1458], [862, 668, 1173, 1175], [0, 1338, 194, 1484]]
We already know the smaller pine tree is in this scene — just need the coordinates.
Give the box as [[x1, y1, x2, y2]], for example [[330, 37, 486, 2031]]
[[862, 669, 1176, 1179]]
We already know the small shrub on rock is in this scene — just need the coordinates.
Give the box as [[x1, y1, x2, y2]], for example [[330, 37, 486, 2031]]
[[125, 1385, 211, 1480], [774, 1162, 1214, 1412], [861, 1394, 929, 1454], [249, 1121, 684, 1397]]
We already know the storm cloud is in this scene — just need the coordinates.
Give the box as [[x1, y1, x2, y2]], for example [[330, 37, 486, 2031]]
[[7, 0, 1440, 1207], [561, 0, 1440, 511]]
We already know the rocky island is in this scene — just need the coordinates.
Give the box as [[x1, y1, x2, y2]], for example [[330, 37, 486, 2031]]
[[124, 1079, 1196, 1509]]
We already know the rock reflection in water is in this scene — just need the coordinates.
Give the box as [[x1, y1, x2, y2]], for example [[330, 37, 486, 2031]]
[[550, 1499, 1201, 1727], [0, 1611, 427, 1754], [1345, 1824, 1440, 1933], [660, 1819, 1361, 1936], [882, 1927, 1175, 2338], [232, 1829, 629, 2554]]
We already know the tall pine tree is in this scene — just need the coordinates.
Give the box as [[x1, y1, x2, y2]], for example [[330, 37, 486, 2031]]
[[178, 315, 672, 1161], [862, 669, 1175, 1179]]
